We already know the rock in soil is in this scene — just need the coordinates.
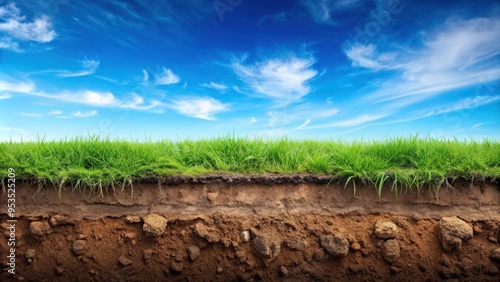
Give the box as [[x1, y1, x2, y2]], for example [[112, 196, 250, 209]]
[[187, 245, 201, 261], [374, 221, 399, 239], [279, 266, 289, 277], [491, 248, 500, 260], [285, 237, 309, 251], [171, 261, 184, 272], [252, 234, 282, 261], [72, 240, 87, 256], [125, 215, 142, 223], [25, 249, 36, 259], [320, 234, 350, 258], [118, 256, 132, 266], [49, 215, 74, 226], [143, 249, 153, 263], [438, 217, 473, 252], [30, 221, 52, 236], [240, 230, 251, 243], [350, 242, 362, 251], [381, 239, 400, 263], [142, 214, 167, 237], [216, 265, 223, 274]]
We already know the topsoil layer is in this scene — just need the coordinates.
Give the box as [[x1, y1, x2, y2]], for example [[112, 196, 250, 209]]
[[0, 176, 499, 281]]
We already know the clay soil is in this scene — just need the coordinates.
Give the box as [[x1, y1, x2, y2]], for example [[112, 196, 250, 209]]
[[1, 175, 499, 281]]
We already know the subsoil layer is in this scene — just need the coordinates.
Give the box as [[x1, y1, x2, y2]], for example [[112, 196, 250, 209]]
[[1, 176, 499, 281]]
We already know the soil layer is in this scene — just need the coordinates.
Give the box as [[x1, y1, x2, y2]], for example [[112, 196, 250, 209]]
[[1, 177, 499, 281]]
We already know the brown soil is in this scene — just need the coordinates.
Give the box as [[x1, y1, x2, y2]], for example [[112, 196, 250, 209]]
[[1, 176, 499, 281]]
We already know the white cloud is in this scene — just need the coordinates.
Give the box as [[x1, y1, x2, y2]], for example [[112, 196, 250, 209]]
[[201, 82, 228, 91], [170, 97, 227, 120], [231, 54, 318, 104], [0, 93, 10, 99], [0, 79, 35, 93], [344, 17, 500, 107], [142, 69, 149, 82], [416, 95, 500, 119], [57, 57, 100, 77], [72, 110, 97, 118], [20, 112, 42, 118], [0, 3, 56, 52], [49, 109, 62, 115], [154, 67, 181, 85], [301, 0, 366, 24]]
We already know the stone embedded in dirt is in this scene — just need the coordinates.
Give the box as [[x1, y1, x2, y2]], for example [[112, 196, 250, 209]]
[[125, 215, 142, 223], [350, 242, 362, 251], [56, 267, 64, 275], [438, 217, 473, 252], [490, 248, 500, 260], [285, 237, 309, 251], [279, 266, 289, 277], [240, 230, 251, 243], [25, 249, 36, 259], [381, 239, 400, 263], [374, 221, 399, 239], [488, 236, 498, 243], [30, 221, 52, 236], [194, 223, 220, 243], [118, 256, 132, 266], [124, 232, 137, 242], [320, 234, 350, 258], [49, 215, 74, 226], [143, 249, 153, 263], [252, 234, 283, 261], [171, 261, 184, 272], [313, 248, 326, 261], [142, 214, 167, 237], [72, 240, 87, 256], [389, 266, 401, 274], [216, 265, 223, 274], [486, 266, 499, 276], [187, 245, 201, 261]]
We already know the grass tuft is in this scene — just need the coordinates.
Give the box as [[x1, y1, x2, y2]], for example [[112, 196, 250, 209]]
[[0, 134, 498, 196]]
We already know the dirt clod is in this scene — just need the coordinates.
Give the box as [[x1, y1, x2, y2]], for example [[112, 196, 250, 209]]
[[143, 249, 153, 263], [375, 221, 399, 239], [125, 215, 141, 223], [350, 242, 362, 251], [72, 240, 87, 256], [194, 223, 220, 243], [320, 234, 350, 258], [381, 239, 400, 263], [439, 217, 473, 252], [30, 221, 51, 236], [142, 214, 167, 237]]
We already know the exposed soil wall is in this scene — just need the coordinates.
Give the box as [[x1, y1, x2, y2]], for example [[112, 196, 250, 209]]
[[1, 177, 499, 281]]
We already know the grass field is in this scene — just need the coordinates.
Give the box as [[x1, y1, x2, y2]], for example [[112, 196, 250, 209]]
[[1, 134, 499, 195]]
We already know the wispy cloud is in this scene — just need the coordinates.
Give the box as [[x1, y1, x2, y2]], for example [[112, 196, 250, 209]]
[[146, 67, 181, 85], [0, 79, 35, 93], [258, 12, 288, 25], [19, 112, 42, 118], [301, 0, 366, 24], [344, 17, 500, 107], [413, 95, 500, 119], [169, 97, 227, 120], [0, 3, 56, 52], [0, 93, 10, 99], [201, 82, 228, 92], [49, 109, 62, 115], [72, 110, 97, 118], [231, 53, 318, 105], [57, 57, 100, 77]]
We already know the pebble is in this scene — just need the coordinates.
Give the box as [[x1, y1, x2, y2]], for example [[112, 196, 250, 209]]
[[490, 248, 500, 260], [279, 266, 289, 277], [118, 256, 132, 266], [216, 265, 223, 274], [240, 230, 251, 243]]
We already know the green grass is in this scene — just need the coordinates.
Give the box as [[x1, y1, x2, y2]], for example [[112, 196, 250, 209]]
[[1, 134, 499, 196]]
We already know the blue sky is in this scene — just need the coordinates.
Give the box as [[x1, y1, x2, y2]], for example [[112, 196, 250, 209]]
[[0, 0, 499, 141]]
